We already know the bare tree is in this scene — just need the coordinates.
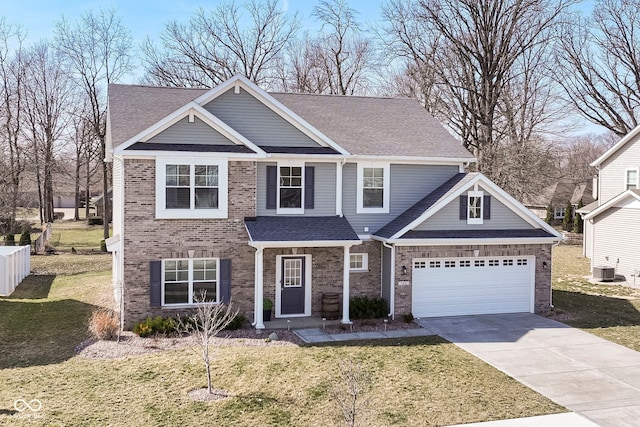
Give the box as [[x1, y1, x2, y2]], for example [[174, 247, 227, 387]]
[[330, 359, 371, 427], [141, 0, 300, 88], [177, 293, 238, 395], [381, 0, 571, 170], [554, 0, 640, 136], [22, 42, 73, 223], [0, 20, 26, 233], [55, 8, 134, 238]]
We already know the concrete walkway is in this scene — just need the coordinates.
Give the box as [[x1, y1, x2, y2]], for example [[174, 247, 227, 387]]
[[418, 314, 640, 427], [293, 326, 434, 343]]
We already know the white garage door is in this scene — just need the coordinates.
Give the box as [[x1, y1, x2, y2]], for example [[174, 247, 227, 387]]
[[412, 256, 534, 317]]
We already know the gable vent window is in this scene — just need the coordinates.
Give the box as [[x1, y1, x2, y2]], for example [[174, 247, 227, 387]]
[[460, 191, 491, 224]]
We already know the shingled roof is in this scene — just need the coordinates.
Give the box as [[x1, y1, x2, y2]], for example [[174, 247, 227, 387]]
[[245, 216, 360, 243], [108, 82, 474, 160]]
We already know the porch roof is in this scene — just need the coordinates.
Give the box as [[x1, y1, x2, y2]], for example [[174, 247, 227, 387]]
[[245, 216, 360, 247], [400, 229, 556, 239]]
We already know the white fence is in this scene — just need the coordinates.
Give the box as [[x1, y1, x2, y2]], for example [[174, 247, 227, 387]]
[[0, 245, 30, 296]]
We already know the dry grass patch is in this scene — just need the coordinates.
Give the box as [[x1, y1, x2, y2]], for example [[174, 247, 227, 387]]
[[0, 337, 564, 426], [552, 245, 640, 351]]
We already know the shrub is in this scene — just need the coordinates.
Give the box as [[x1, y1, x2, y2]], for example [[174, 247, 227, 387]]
[[544, 203, 554, 224], [4, 233, 15, 246], [88, 216, 103, 226], [573, 199, 584, 234], [402, 312, 415, 323], [100, 239, 107, 252], [19, 228, 31, 247], [133, 316, 177, 337], [562, 200, 574, 231], [178, 309, 247, 331], [89, 309, 119, 340], [349, 296, 388, 320]]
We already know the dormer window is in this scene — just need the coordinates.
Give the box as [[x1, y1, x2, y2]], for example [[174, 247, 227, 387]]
[[459, 191, 491, 224], [625, 168, 638, 190]]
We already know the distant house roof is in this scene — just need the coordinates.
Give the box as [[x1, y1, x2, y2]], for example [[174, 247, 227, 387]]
[[108, 80, 475, 160], [245, 216, 360, 244], [524, 181, 595, 208]]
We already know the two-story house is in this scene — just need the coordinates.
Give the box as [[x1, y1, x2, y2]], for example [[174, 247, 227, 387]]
[[580, 127, 640, 282], [105, 75, 561, 329]]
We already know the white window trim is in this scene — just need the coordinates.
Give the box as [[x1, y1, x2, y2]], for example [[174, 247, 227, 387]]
[[161, 258, 220, 307], [554, 206, 565, 219], [349, 253, 369, 272], [467, 190, 483, 224], [625, 167, 639, 190], [276, 161, 305, 215], [356, 162, 390, 214], [156, 157, 228, 219]]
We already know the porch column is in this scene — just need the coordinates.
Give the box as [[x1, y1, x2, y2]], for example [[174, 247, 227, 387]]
[[255, 247, 265, 329], [342, 245, 351, 324]]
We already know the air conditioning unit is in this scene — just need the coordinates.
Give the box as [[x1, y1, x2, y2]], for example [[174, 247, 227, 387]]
[[593, 266, 615, 282]]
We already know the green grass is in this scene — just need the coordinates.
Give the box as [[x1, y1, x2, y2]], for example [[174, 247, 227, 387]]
[[47, 220, 108, 253], [0, 224, 565, 426], [552, 245, 640, 351]]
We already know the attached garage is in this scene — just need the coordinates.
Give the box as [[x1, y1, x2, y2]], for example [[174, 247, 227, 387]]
[[411, 256, 534, 317]]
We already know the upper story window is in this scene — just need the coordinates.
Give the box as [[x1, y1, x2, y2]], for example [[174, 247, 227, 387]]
[[163, 258, 218, 305], [554, 207, 566, 219], [467, 191, 483, 224], [279, 166, 303, 210], [356, 163, 390, 214], [156, 158, 228, 219], [626, 168, 638, 190], [459, 190, 491, 224]]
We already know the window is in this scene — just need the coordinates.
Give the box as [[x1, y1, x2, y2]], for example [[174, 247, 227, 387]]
[[349, 253, 368, 272], [444, 260, 455, 268], [554, 207, 565, 219], [517, 259, 528, 266], [503, 259, 514, 266], [626, 168, 639, 190], [488, 259, 499, 266], [156, 158, 228, 219], [459, 260, 471, 267], [474, 260, 485, 267], [467, 190, 483, 224], [356, 163, 390, 213], [279, 166, 303, 210], [414, 261, 426, 269], [163, 258, 218, 305], [429, 261, 441, 268]]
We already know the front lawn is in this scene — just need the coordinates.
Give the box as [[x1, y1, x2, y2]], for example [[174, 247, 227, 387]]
[[0, 224, 564, 426], [552, 245, 640, 351]]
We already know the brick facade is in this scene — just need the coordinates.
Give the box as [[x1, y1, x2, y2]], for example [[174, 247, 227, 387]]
[[393, 243, 553, 316], [121, 159, 257, 328]]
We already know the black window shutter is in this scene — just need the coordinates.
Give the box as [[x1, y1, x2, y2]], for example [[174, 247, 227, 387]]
[[220, 259, 232, 303], [150, 261, 162, 307], [483, 195, 491, 220], [459, 195, 467, 220], [266, 166, 277, 209], [304, 166, 315, 209]]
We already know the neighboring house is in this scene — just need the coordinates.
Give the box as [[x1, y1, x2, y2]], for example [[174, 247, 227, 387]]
[[580, 126, 640, 281], [93, 188, 112, 218], [105, 75, 562, 329], [525, 181, 594, 223]]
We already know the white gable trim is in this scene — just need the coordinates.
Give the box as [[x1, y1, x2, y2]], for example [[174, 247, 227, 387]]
[[592, 124, 640, 167], [113, 101, 266, 157], [377, 237, 560, 246], [584, 190, 640, 220], [193, 74, 350, 156], [389, 173, 562, 240]]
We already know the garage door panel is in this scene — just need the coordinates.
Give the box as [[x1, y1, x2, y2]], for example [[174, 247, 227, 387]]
[[412, 256, 534, 318]]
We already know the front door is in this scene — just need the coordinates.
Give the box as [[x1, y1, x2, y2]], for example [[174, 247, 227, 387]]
[[280, 256, 305, 315]]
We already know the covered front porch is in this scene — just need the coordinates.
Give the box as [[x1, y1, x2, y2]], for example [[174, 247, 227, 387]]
[[245, 216, 362, 329]]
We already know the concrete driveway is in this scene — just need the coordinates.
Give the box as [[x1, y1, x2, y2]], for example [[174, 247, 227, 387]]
[[418, 314, 640, 427]]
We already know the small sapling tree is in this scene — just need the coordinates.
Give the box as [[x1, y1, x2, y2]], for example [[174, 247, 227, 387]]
[[177, 291, 238, 395]]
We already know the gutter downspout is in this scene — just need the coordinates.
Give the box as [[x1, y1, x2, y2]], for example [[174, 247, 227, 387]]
[[336, 158, 346, 217], [383, 241, 395, 319]]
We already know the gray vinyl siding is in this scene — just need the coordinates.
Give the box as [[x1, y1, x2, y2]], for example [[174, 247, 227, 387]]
[[256, 162, 336, 216], [204, 88, 322, 148], [145, 116, 235, 145], [381, 245, 392, 305], [343, 163, 460, 233], [112, 156, 123, 233], [599, 133, 640, 202], [592, 207, 640, 279], [415, 185, 532, 230]]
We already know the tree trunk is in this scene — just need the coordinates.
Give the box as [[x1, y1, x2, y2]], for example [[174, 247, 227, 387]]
[[85, 158, 90, 220]]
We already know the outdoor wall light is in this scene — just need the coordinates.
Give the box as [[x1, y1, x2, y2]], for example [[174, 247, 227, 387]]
[[542, 261, 548, 269], [402, 265, 408, 275]]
